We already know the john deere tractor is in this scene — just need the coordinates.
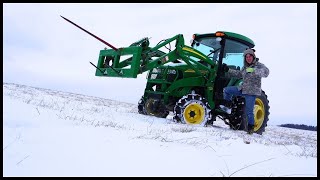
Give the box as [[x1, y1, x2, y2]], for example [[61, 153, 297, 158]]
[[62, 16, 270, 134]]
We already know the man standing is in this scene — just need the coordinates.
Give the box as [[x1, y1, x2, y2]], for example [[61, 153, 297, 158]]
[[220, 48, 270, 134]]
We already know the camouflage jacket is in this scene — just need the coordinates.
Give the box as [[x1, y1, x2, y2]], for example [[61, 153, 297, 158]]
[[226, 61, 269, 96]]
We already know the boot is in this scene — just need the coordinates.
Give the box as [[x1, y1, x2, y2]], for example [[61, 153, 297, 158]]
[[247, 124, 254, 134]]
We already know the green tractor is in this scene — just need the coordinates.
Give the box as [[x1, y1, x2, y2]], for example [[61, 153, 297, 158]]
[[62, 16, 270, 134]]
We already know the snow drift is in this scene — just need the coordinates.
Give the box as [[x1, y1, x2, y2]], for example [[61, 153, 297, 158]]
[[3, 83, 317, 177]]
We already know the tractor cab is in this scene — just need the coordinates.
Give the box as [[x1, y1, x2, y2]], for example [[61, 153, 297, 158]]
[[191, 31, 255, 71], [191, 31, 255, 103]]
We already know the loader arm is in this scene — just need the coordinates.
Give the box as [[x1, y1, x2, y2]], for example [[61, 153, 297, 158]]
[[96, 34, 216, 78]]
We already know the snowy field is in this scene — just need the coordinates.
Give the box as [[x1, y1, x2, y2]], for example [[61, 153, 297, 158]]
[[3, 83, 317, 177]]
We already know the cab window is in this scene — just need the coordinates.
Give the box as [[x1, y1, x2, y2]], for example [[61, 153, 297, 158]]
[[223, 39, 249, 69]]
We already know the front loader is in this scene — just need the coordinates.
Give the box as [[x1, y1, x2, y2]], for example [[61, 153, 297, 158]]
[[61, 16, 270, 135]]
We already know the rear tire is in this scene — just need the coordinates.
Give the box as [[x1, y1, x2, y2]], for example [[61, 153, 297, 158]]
[[230, 90, 270, 135], [253, 91, 270, 135]]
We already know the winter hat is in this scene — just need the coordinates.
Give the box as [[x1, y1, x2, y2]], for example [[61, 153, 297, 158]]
[[243, 48, 256, 59]]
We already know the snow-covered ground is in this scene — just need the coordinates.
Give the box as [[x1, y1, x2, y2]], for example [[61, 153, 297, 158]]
[[3, 83, 317, 177]]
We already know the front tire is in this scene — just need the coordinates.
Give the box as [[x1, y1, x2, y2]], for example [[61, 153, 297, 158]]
[[138, 96, 147, 115], [144, 98, 169, 118], [173, 93, 211, 126]]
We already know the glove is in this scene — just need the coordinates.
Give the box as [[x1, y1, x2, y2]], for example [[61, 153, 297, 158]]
[[222, 63, 229, 72], [246, 67, 255, 73]]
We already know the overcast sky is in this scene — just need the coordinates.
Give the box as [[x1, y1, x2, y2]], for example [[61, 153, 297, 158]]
[[3, 3, 317, 126]]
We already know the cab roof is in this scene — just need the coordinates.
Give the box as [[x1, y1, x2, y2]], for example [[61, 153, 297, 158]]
[[194, 31, 255, 48]]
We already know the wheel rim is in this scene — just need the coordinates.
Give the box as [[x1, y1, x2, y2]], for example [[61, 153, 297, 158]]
[[183, 102, 205, 124], [254, 98, 265, 131]]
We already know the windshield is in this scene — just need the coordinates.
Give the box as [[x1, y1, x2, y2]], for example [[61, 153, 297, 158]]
[[191, 37, 222, 62], [190, 36, 250, 70]]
